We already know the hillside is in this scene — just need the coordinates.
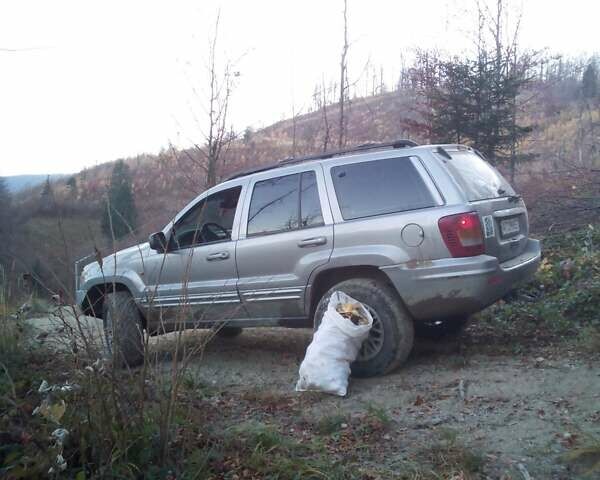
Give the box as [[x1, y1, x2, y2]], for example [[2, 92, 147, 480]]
[[22, 86, 600, 228], [6, 81, 600, 295]]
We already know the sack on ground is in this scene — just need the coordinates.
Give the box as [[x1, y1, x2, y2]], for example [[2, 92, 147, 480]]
[[295, 291, 373, 396]]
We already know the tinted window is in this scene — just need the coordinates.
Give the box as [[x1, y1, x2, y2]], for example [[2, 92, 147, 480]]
[[300, 171, 324, 228], [172, 186, 241, 249], [442, 151, 515, 202], [331, 157, 436, 220], [248, 174, 300, 236]]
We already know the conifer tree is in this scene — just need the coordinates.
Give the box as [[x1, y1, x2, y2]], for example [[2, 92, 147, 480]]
[[582, 62, 598, 99], [101, 160, 137, 240]]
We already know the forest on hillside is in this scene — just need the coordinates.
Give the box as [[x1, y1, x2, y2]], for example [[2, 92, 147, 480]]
[[0, 0, 599, 299]]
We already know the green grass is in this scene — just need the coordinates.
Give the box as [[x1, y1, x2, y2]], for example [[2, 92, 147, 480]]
[[578, 325, 600, 353], [365, 402, 392, 427], [181, 371, 219, 398], [0, 311, 61, 479], [562, 431, 600, 477], [315, 412, 349, 435], [226, 420, 288, 451], [0, 316, 23, 370], [220, 420, 357, 479], [478, 224, 600, 338]]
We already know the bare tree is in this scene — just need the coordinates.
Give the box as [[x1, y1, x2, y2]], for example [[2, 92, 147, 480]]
[[313, 78, 331, 152], [204, 13, 237, 188], [338, 0, 349, 148], [177, 13, 239, 191], [321, 87, 331, 152], [291, 101, 298, 158]]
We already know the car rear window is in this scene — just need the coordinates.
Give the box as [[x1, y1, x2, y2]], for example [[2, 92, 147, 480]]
[[442, 150, 515, 202], [331, 157, 436, 220]]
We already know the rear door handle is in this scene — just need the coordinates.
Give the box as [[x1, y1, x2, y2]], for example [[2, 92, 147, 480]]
[[206, 251, 229, 261], [297, 236, 327, 248]]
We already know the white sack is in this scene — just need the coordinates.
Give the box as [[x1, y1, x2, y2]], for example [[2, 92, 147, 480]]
[[295, 291, 373, 396]]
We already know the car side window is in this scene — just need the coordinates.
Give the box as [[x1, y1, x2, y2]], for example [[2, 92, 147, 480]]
[[300, 171, 324, 228], [331, 157, 436, 220], [247, 170, 324, 236], [171, 186, 241, 250]]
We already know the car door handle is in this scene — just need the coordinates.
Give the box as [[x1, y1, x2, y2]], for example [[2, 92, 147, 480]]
[[206, 251, 229, 261], [297, 236, 327, 248]]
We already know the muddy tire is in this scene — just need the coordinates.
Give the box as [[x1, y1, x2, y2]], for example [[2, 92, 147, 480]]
[[216, 326, 243, 338], [314, 278, 414, 377], [415, 317, 469, 339], [103, 291, 144, 368]]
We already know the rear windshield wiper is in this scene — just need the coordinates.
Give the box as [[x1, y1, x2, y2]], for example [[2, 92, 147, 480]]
[[498, 188, 521, 203], [508, 194, 521, 203]]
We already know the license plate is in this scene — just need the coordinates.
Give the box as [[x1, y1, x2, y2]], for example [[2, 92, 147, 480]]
[[482, 215, 495, 238], [500, 217, 520, 236]]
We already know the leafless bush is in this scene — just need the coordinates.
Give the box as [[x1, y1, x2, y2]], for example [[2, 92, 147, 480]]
[[0, 202, 245, 475]]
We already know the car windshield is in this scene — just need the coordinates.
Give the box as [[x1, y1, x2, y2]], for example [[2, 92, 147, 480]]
[[443, 150, 515, 202]]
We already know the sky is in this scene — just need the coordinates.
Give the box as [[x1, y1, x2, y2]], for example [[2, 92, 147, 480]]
[[0, 0, 598, 176]]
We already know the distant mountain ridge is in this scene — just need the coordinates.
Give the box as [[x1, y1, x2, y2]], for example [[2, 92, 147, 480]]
[[2, 174, 67, 193]]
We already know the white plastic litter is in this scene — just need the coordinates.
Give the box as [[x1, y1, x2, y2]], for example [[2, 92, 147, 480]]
[[295, 291, 373, 396], [51, 428, 69, 446]]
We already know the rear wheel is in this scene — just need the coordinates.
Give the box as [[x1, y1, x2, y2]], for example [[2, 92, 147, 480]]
[[314, 278, 414, 377], [415, 317, 469, 339], [103, 291, 145, 368]]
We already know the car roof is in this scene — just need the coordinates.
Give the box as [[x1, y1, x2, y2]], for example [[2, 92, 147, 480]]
[[225, 139, 423, 182], [172, 141, 471, 229]]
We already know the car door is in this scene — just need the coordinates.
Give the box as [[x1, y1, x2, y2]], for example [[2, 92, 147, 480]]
[[235, 166, 334, 320], [143, 182, 248, 326]]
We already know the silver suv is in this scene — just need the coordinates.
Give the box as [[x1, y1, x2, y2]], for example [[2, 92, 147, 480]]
[[76, 141, 541, 376]]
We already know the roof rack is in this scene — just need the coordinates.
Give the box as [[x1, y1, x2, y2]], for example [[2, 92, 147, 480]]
[[226, 139, 418, 181]]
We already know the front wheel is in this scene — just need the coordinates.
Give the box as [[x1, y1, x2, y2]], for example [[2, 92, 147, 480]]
[[314, 278, 414, 377], [103, 291, 145, 368]]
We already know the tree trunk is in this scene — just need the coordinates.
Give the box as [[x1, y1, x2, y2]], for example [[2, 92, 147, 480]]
[[338, 0, 348, 149]]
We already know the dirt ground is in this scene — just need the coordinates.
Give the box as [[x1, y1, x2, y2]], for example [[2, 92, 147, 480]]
[[176, 328, 600, 479], [28, 313, 600, 479]]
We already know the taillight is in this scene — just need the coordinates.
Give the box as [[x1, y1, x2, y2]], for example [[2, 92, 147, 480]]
[[438, 212, 485, 257]]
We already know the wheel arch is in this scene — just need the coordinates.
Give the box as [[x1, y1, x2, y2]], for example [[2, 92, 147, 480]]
[[307, 265, 400, 323], [81, 282, 146, 326]]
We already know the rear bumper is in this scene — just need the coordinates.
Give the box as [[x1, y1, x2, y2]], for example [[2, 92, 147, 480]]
[[380, 238, 541, 320]]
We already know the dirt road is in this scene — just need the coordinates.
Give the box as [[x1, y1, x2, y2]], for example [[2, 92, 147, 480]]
[[27, 313, 600, 478], [179, 328, 600, 479]]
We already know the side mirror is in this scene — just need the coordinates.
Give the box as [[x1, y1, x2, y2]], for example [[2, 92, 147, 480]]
[[148, 231, 168, 253]]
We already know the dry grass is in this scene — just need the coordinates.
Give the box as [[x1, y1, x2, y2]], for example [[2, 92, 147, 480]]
[[414, 429, 485, 480]]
